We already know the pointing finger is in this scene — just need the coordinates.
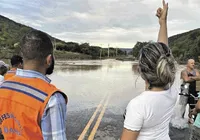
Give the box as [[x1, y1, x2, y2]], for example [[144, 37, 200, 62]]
[[162, 0, 166, 7]]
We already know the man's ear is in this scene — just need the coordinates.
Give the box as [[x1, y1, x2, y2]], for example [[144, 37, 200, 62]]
[[46, 54, 52, 67]]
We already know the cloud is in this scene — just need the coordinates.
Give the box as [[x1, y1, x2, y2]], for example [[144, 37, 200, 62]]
[[1, 12, 43, 29], [0, 0, 200, 48]]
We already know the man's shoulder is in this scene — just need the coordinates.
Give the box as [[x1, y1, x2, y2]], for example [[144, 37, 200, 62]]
[[181, 68, 187, 73], [181, 69, 188, 75]]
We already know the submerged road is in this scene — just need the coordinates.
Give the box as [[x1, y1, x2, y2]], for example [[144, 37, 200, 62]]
[[53, 61, 196, 140]]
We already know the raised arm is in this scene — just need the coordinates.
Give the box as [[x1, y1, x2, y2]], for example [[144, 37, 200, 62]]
[[156, 0, 169, 46]]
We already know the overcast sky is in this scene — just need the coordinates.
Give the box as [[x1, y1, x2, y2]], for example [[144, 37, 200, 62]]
[[0, 0, 199, 48]]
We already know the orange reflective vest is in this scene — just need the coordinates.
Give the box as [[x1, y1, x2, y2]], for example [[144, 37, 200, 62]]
[[4, 68, 17, 80], [0, 76, 67, 140]]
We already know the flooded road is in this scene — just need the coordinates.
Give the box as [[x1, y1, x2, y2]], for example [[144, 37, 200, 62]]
[[49, 59, 187, 140], [49, 59, 144, 140]]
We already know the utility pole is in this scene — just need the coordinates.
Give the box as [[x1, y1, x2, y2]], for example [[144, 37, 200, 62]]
[[108, 44, 109, 58], [116, 47, 117, 57]]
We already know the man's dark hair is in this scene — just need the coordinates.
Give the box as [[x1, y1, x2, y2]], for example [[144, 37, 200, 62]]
[[11, 55, 23, 67], [0, 66, 8, 76], [20, 30, 53, 63]]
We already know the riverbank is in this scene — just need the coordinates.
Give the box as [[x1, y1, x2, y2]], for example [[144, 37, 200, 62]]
[[54, 50, 92, 60], [0, 50, 93, 64], [0, 50, 132, 62]]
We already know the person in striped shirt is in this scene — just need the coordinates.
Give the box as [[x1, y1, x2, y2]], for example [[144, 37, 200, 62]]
[[0, 30, 68, 140]]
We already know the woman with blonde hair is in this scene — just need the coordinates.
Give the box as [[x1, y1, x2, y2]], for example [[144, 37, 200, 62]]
[[121, 1, 178, 140]]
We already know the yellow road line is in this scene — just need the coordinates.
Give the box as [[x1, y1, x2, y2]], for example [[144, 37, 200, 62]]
[[88, 95, 110, 140], [78, 96, 106, 140]]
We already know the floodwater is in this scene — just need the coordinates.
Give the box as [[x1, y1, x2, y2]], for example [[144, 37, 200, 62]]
[[48, 59, 189, 140]]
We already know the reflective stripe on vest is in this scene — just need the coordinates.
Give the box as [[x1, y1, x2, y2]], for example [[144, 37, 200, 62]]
[[7, 70, 16, 74], [0, 81, 48, 102]]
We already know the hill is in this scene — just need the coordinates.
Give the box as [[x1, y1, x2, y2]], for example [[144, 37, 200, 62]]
[[0, 15, 126, 60], [168, 28, 200, 62], [132, 29, 200, 63]]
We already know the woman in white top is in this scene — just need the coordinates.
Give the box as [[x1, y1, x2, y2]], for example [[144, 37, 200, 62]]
[[121, 1, 178, 140]]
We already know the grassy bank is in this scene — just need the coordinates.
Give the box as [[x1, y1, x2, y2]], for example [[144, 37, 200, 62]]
[[0, 50, 92, 61], [54, 50, 92, 60]]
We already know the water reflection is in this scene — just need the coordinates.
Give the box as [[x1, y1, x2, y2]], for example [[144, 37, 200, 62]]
[[50, 60, 145, 112]]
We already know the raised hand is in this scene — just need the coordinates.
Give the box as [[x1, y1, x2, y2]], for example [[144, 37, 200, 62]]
[[156, 0, 168, 25]]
